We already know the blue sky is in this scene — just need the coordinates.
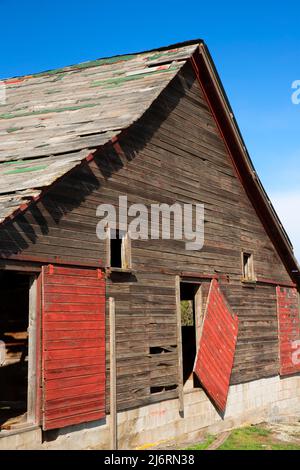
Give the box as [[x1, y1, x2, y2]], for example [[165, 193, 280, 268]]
[[1, 0, 299, 259]]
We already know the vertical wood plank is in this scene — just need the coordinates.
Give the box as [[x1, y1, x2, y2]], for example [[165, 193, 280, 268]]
[[109, 297, 117, 449], [106, 227, 111, 268], [194, 284, 203, 349], [122, 232, 131, 269], [35, 272, 42, 425], [175, 275, 184, 416], [27, 275, 37, 424]]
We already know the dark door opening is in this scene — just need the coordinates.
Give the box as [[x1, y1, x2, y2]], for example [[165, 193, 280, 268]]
[[180, 282, 202, 389], [0, 271, 32, 430]]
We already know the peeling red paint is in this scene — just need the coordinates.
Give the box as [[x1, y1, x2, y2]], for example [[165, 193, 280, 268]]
[[194, 279, 238, 412], [41, 265, 106, 430], [277, 286, 300, 376]]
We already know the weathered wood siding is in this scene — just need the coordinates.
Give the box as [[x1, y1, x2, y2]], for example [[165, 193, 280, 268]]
[[0, 62, 293, 412]]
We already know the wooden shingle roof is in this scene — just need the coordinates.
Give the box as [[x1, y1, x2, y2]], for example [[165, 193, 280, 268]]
[[0, 43, 198, 222]]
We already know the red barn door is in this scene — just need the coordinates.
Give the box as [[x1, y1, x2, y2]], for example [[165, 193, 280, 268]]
[[41, 265, 106, 430], [277, 286, 300, 376], [193, 279, 238, 413]]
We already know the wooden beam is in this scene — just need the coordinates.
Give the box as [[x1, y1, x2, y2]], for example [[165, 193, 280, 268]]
[[0, 260, 41, 272], [27, 275, 38, 424], [106, 227, 111, 268], [122, 232, 132, 270], [175, 275, 184, 416], [109, 297, 117, 449], [0, 253, 103, 268], [180, 272, 218, 280], [256, 277, 297, 288], [194, 284, 203, 349]]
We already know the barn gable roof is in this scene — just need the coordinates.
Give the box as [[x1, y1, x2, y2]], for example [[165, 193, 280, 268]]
[[0, 43, 198, 222], [0, 40, 299, 281]]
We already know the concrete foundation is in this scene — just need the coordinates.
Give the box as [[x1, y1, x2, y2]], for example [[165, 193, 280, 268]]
[[1, 374, 299, 449]]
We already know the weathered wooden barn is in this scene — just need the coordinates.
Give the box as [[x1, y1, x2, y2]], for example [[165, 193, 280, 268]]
[[0, 40, 299, 449]]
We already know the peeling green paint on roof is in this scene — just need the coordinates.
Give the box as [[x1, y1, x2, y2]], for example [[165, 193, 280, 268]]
[[30, 54, 137, 79], [4, 164, 48, 175], [33, 69, 69, 78], [53, 73, 67, 81], [90, 65, 179, 88], [0, 102, 98, 119], [147, 50, 179, 61], [0, 158, 45, 166], [75, 54, 136, 69], [6, 127, 24, 133], [1, 161, 21, 165]]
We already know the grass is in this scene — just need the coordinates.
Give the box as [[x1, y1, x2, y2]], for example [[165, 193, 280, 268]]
[[219, 426, 271, 450], [185, 425, 300, 451], [186, 434, 215, 450]]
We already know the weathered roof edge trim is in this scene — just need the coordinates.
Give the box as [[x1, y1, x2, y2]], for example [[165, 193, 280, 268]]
[[2, 39, 204, 81]]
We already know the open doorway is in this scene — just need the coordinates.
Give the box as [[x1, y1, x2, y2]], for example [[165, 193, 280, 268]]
[[0, 271, 37, 431], [180, 281, 203, 390]]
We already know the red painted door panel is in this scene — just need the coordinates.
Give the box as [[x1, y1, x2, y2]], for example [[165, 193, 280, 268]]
[[277, 286, 300, 376], [193, 279, 238, 413], [42, 265, 105, 430]]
